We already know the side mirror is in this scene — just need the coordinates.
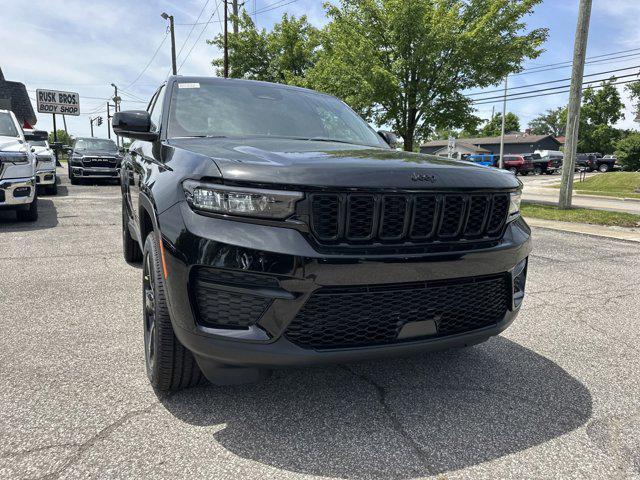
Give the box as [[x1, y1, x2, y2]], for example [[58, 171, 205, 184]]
[[377, 130, 398, 149], [112, 110, 158, 141], [24, 129, 49, 141]]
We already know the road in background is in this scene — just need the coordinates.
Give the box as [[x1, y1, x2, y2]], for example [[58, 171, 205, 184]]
[[519, 172, 640, 214], [1, 170, 639, 479]]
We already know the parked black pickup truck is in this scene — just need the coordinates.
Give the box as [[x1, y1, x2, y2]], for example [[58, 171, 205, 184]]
[[113, 76, 531, 390], [576, 153, 617, 172], [67, 137, 122, 184]]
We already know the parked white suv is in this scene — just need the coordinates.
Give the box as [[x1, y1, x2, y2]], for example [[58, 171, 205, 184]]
[[0, 110, 47, 221], [25, 129, 57, 195]]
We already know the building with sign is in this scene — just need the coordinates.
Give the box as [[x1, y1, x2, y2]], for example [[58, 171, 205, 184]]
[[0, 67, 36, 128], [421, 133, 561, 157]]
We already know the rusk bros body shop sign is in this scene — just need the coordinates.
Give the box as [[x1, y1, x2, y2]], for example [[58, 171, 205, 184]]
[[36, 89, 80, 116]]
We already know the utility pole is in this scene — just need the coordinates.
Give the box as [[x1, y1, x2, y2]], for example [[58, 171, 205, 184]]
[[232, 0, 239, 34], [224, 0, 229, 78], [498, 75, 508, 169], [559, 0, 592, 209], [52, 113, 59, 166], [106, 102, 112, 139], [111, 83, 121, 148], [90, 117, 94, 137], [161, 12, 177, 75]]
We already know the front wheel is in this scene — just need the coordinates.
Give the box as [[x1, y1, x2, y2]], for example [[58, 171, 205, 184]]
[[142, 234, 205, 391], [509, 167, 518, 175], [46, 181, 58, 195], [16, 193, 38, 222], [598, 163, 609, 173], [68, 167, 80, 185], [533, 167, 542, 175]]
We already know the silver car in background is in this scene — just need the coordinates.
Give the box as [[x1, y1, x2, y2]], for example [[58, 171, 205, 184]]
[[25, 130, 58, 195]]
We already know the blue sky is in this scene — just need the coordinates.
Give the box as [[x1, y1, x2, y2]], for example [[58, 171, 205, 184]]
[[2, 0, 639, 139]]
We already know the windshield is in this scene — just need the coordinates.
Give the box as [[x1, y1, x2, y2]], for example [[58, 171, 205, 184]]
[[167, 80, 386, 148], [0, 112, 19, 137], [31, 140, 48, 147], [74, 138, 118, 151]]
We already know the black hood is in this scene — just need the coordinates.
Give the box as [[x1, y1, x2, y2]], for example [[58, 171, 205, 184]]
[[168, 137, 520, 190]]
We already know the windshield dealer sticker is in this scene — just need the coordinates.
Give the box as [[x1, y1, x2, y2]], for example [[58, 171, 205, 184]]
[[178, 83, 200, 89]]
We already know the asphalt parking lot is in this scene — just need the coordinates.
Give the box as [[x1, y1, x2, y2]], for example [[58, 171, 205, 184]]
[[1, 169, 639, 479]]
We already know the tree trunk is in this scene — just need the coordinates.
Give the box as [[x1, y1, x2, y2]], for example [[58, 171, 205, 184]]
[[403, 128, 414, 152]]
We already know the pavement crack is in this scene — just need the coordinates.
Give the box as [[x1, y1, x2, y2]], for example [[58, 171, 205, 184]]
[[0, 442, 80, 460], [36, 400, 163, 480], [340, 365, 434, 477]]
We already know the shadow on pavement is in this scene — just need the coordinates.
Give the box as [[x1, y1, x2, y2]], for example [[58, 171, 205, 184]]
[[159, 337, 592, 479], [0, 198, 58, 231]]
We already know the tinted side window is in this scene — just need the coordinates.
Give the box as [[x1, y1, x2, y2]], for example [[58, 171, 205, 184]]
[[149, 86, 165, 132]]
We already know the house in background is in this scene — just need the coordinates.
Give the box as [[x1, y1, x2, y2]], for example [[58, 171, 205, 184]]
[[0, 67, 37, 128], [421, 133, 561, 157]]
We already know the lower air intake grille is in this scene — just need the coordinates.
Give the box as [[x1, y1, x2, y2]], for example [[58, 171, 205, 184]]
[[191, 268, 275, 329], [285, 275, 509, 349]]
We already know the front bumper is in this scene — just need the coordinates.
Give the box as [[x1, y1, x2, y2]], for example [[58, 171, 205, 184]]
[[0, 177, 36, 206], [157, 202, 532, 371], [70, 166, 120, 179], [36, 169, 56, 185]]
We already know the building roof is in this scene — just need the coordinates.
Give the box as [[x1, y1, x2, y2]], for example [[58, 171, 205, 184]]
[[421, 133, 558, 148], [433, 141, 490, 154], [0, 67, 37, 128]]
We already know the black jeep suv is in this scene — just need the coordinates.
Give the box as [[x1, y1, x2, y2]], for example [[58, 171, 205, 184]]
[[113, 76, 531, 390]]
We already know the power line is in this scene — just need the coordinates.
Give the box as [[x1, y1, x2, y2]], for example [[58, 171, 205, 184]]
[[175, 0, 211, 65], [471, 71, 640, 102], [254, 0, 299, 15], [124, 31, 169, 89], [472, 78, 638, 106], [514, 51, 640, 76], [467, 64, 640, 97], [521, 47, 640, 72], [178, 0, 223, 72]]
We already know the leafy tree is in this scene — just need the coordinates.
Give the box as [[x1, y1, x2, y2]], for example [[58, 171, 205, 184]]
[[577, 78, 625, 154], [480, 112, 521, 137], [304, 0, 546, 150], [615, 133, 640, 171], [527, 107, 565, 136], [208, 12, 320, 84], [47, 129, 72, 146], [626, 81, 640, 118]]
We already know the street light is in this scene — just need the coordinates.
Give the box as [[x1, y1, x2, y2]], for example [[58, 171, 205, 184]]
[[161, 12, 177, 75]]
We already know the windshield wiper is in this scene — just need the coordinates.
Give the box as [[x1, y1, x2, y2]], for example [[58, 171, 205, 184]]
[[305, 137, 361, 145], [173, 135, 228, 139]]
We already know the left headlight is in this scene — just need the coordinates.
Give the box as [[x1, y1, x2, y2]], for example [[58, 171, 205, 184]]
[[0, 152, 29, 164], [508, 191, 521, 220], [183, 180, 303, 220]]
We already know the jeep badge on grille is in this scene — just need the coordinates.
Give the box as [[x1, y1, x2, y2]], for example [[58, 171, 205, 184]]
[[411, 172, 437, 183]]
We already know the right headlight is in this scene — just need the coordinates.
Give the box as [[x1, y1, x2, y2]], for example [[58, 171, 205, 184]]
[[183, 180, 303, 220], [508, 191, 522, 220]]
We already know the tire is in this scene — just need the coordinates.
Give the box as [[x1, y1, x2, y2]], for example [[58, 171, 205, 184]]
[[521, 171, 529, 176], [69, 167, 80, 185], [122, 198, 142, 263], [545, 171, 554, 175], [46, 181, 58, 195], [16, 193, 38, 222], [598, 163, 609, 173], [509, 167, 518, 175], [142, 234, 205, 391], [533, 167, 542, 175]]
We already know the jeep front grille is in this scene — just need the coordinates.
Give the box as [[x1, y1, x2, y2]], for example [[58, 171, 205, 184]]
[[309, 192, 510, 246]]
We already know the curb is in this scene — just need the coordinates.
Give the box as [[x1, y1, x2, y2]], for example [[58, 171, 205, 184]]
[[524, 217, 640, 243]]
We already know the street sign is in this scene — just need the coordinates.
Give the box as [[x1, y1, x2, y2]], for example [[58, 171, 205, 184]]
[[447, 136, 456, 158], [35, 89, 80, 116]]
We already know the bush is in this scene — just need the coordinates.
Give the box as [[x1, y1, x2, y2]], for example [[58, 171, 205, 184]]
[[615, 133, 640, 171]]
